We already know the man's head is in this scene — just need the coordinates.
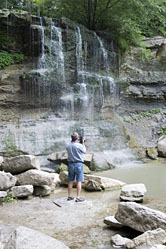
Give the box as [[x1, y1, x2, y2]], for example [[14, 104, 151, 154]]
[[71, 132, 79, 142]]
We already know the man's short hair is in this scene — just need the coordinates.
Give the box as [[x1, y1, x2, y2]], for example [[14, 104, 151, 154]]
[[71, 132, 79, 141]]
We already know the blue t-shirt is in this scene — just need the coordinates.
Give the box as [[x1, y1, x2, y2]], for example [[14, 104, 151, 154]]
[[66, 142, 85, 163]]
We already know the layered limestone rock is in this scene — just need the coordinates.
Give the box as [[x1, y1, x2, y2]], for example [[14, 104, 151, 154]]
[[104, 216, 124, 228], [120, 183, 147, 202], [118, 36, 166, 148], [115, 202, 166, 232], [126, 228, 166, 249], [16, 169, 54, 186], [2, 155, 40, 174], [11, 185, 34, 198], [0, 171, 16, 190], [0, 223, 69, 249]]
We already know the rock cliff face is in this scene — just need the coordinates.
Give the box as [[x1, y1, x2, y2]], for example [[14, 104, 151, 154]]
[[118, 37, 166, 148], [0, 9, 166, 163]]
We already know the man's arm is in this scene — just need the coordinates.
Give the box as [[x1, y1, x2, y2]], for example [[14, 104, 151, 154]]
[[82, 140, 86, 153]]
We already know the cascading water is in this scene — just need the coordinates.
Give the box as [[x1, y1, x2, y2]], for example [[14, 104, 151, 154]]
[[3, 16, 138, 168]]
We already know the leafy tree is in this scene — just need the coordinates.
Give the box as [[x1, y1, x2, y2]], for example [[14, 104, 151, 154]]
[[1, 0, 166, 51], [52, 0, 166, 50]]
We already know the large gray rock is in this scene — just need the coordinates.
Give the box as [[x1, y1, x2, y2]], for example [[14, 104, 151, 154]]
[[111, 234, 131, 247], [59, 171, 126, 191], [0, 172, 16, 191], [47, 151, 93, 169], [0, 223, 18, 248], [84, 179, 102, 191], [2, 155, 40, 174], [48, 151, 68, 164], [1, 225, 69, 249], [84, 174, 126, 191], [143, 36, 166, 49], [11, 185, 34, 198], [157, 136, 166, 157], [115, 202, 166, 232], [104, 216, 124, 228], [34, 185, 51, 196], [49, 173, 60, 190], [126, 228, 166, 249], [0, 191, 7, 199], [150, 245, 166, 249], [0, 156, 4, 171], [146, 148, 158, 160], [16, 169, 53, 186], [120, 183, 147, 202]]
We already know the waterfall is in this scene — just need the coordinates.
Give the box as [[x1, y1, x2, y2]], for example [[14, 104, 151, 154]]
[[75, 26, 88, 109], [37, 17, 46, 70], [50, 21, 65, 82], [30, 18, 65, 82], [17, 18, 138, 168], [95, 33, 109, 73]]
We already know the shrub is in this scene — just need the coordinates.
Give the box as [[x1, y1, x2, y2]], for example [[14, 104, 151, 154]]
[[0, 51, 24, 69]]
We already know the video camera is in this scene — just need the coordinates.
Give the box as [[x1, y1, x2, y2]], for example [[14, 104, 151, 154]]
[[79, 136, 85, 144], [77, 129, 85, 144]]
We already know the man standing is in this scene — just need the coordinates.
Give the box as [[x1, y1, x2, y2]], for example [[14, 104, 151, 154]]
[[66, 132, 86, 202]]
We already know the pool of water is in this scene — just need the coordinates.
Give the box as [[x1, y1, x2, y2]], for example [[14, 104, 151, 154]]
[[95, 159, 166, 198]]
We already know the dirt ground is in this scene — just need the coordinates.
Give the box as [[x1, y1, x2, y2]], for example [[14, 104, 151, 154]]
[[0, 187, 122, 249], [1, 185, 166, 249]]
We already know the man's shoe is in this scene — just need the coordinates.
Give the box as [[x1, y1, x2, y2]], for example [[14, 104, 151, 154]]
[[75, 198, 85, 202], [67, 197, 74, 201]]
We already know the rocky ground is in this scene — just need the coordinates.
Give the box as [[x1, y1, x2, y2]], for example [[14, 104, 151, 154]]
[[1, 185, 166, 249], [0, 187, 137, 249]]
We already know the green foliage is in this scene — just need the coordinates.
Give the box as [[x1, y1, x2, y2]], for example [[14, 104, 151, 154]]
[[136, 47, 153, 62], [1, 0, 166, 53], [123, 108, 161, 123], [0, 52, 24, 69], [158, 125, 166, 136], [3, 192, 14, 203]]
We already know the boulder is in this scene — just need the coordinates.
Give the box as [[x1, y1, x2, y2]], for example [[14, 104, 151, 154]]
[[104, 216, 124, 228], [59, 171, 69, 185], [157, 136, 166, 157], [0, 223, 18, 248], [0, 191, 7, 199], [49, 173, 60, 190], [111, 234, 131, 247], [59, 171, 126, 191], [2, 155, 40, 174], [0, 156, 4, 170], [84, 174, 126, 191], [11, 185, 33, 198], [92, 152, 115, 171], [150, 245, 166, 249], [58, 163, 90, 174], [47, 151, 68, 164], [16, 169, 53, 186], [84, 179, 102, 191], [120, 183, 147, 202], [82, 154, 93, 169], [47, 151, 93, 169], [115, 202, 166, 233], [143, 36, 166, 49], [126, 228, 166, 249], [146, 148, 158, 160], [34, 185, 51, 196], [0, 171, 16, 191], [1, 224, 69, 249]]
